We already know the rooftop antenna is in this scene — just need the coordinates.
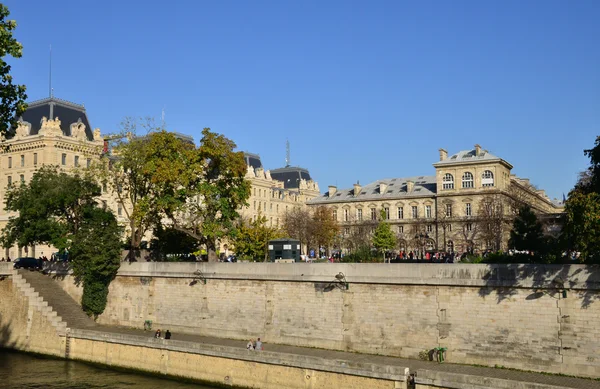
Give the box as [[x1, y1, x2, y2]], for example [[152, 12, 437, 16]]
[[49, 44, 53, 98], [285, 139, 290, 167]]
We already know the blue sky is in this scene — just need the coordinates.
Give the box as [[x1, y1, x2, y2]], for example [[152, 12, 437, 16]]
[[5, 0, 599, 200]]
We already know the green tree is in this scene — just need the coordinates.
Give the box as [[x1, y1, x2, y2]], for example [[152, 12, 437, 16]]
[[283, 207, 312, 253], [69, 207, 122, 317], [576, 136, 600, 195], [372, 209, 396, 262], [232, 215, 282, 261], [1, 166, 121, 316], [2, 166, 100, 250], [310, 206, 339, 256], [0, 4, 27, 138], [94, 118, 169, 260], [508, 205, 545, 255], [157, 128, 251, 261]]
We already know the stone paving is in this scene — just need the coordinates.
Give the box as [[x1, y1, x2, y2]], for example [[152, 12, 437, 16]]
[[93, 324, 600, 389]]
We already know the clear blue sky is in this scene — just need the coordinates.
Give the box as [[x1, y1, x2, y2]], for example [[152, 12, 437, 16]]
[[5, 0, 599, 200]]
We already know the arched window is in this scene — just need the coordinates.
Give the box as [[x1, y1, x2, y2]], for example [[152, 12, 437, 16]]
[[442, 173, 454, 189], [462, 172, 474, 188], [482, 170, 494, 187]]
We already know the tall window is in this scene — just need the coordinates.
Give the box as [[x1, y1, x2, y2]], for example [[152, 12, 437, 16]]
[[357, 208, 363, 221], [466, 223, 473, 231], [74, 156, 80, 167], [397, 207, 404, 219], [253, 201, 256, 210], [102, 182, 107, 192], [332, 210, 337, 220], [370, 208, 377, 220], [61, 153, 67, 166], [344, 209, 350, 221], [20, 155, 24, 167], [425, 205, 432, 218], [86, 158, 91, 168], [118, 204, 122, 216], [442, 173, 454, 189], [34, 153, 38, 165], [398, 225, 404, 233], [411, 206, 418, 218], [426, 224, 433, 233], [462, 172, 474, 188], [8, 156, 11, 168], [465, 203, 472, 216], [482, 170, 494, 187], [263, 202, 266, 211], [20, 174, 24, 184], [384, 207, 390, 219], [445, 203, 452, 217], [7, 176, 11, 186]]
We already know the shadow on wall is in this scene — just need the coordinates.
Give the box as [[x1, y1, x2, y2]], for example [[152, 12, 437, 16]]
[[478, 264, 600, 308], [0, 313, 18, 368]]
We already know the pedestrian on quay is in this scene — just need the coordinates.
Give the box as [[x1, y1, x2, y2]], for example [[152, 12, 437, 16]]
[[246, 339, 255, 351], [255, 338, 263, 351]]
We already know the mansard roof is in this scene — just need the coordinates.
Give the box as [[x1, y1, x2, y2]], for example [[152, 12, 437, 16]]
[[243, 152, 263, 170], [309, 175, 437, 204], [433, 147, 512, 169], [18, 97, 94, 141], [270, 166, 313, 189]]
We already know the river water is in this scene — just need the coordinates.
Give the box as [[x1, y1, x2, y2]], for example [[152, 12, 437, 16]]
[[0, 350, 218, 388]]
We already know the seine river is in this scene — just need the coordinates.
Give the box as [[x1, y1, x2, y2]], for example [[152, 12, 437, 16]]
[[0, 350, 218, 388]]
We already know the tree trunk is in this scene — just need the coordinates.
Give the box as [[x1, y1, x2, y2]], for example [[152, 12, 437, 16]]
[[207, 239, 218, 262]]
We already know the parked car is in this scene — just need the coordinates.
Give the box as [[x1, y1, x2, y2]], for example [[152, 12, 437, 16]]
[[13, 257, 42, 270]]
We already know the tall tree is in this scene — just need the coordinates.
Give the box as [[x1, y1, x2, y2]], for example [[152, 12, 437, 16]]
[[69, 207, 122, 317], [2, 166, 100, 250], [310, 206, 339, 256], [1, 167, 121, 316], [232, 215, 282, 261], [0, 4, 27, 138], [372, 210, 396, 262], [508, 205, 545, 254], [283, 207, 312, 252], [94, 118, 167, 260], [156, 128, 251, 261], [477, 194, 507, 251]]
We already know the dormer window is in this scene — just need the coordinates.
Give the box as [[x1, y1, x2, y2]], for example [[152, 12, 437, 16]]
[[482, 170, 494, 187], [442, 173, 454, 189], [462, 172, 474, 188]]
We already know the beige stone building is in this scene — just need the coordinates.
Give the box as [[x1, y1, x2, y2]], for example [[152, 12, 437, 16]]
[[0, 97, 126, 259], [239, 152, 320, 227], [308, 145, 564, 255]]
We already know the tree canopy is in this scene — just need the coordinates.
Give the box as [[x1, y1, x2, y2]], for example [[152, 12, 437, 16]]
[[508, 205, 545, 255], [0, 4, 27, 138], [372, 210, 396, 262], [2, 166, 121, 316], [231, 215, 282, 261]]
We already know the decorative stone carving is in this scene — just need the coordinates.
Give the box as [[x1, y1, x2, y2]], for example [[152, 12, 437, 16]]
[[39, 116, 63, 137], [265, 170, 272, 180], [70, 119, 88, 141], [14, 120, 31, 139], [246, 165, 255, 178], [93, 128, 102, 142]]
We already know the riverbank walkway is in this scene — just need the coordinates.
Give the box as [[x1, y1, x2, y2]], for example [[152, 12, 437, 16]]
[[88, 323, 599, 389]]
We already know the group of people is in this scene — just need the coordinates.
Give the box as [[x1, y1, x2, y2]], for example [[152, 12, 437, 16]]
[[393, 251, 456, 262], [154, 329, 172, 340], [0, 254, 65, 262], [246, 338, 263, 351]]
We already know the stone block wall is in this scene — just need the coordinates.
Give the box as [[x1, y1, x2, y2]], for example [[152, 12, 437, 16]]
[[51, 263, 600, 378]]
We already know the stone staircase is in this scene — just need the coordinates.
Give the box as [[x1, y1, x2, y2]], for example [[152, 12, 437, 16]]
[[12, 269, 97, 335]]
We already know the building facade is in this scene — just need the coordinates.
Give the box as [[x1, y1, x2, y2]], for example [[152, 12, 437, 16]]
[[0, 97, 121, 259], [239, 153, 320, 228], [308, 145, 563, 255]]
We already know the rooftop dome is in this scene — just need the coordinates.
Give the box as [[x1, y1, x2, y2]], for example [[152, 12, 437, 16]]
[[270, 166, 312, 189]]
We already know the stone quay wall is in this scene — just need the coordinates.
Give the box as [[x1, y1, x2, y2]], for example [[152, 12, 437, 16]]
[[45, 262, 600, 378]]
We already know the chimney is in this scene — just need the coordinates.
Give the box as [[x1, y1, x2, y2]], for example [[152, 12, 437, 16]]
[[353, 181, 361, 196], [328, 185, 337, 196], [474, 144, 481, 156], [379, 182, 387, 194], [406, 180, 414, 193], [439, 148, 448, 161]]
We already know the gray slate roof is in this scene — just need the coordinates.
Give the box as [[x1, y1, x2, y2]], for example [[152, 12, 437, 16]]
[[309, 175, 437, 204], [433, 148, 504, 166]]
